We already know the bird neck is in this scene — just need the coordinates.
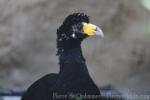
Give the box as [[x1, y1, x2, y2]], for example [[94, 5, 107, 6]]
[[58, 39, 89, 76], [59, 47, 85, 64]]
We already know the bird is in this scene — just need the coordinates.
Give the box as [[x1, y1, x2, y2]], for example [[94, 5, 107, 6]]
[[21, 12, 104, 100]]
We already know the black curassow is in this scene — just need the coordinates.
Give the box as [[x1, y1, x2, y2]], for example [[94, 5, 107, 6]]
[[21, 13, 105, 100]]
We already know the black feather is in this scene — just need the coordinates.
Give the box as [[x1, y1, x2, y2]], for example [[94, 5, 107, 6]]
[[57, 12, 89, 56]]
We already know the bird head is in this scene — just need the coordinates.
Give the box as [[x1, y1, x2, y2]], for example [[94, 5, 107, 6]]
[[57, 13, 104, 41], [56, 13, 104, 55]]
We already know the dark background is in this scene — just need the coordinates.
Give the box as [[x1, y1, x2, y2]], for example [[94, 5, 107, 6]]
[[0, 0, 150, 97]]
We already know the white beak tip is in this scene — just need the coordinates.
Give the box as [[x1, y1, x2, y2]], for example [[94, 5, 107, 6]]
[[95, 27, 104, 38]]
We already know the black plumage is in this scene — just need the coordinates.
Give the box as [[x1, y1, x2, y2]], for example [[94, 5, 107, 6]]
[[21, 13, 102, 100]]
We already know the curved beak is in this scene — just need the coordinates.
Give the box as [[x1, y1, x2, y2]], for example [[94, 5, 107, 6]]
[[82, 23, 104, 38]]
